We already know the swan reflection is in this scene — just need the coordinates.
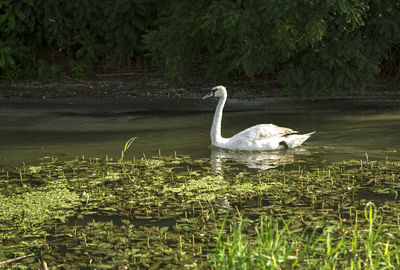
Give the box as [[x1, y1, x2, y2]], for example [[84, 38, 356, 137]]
[[210, 147, 310, 170]]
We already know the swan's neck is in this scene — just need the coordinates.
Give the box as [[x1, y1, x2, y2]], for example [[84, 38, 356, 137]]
[[211, 95, 227, 144]]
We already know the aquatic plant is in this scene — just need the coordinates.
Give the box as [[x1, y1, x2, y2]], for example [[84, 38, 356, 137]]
[[119, 137, 137, 162], [0, 155, 399, 268]]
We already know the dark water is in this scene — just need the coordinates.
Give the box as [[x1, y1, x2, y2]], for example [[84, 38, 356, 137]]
[[1, 101, 399, 169]]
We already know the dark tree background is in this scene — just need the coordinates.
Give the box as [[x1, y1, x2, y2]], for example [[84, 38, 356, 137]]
[[0, 0, 399, 96]]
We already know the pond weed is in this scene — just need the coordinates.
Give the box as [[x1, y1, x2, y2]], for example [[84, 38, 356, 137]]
[[0, 155, 400, 268]]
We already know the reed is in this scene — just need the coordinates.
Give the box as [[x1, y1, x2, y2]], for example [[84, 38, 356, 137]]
[[119, 137, 137, 162]]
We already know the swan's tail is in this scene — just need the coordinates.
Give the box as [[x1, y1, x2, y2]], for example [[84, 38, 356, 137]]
[[284, 131, 315, 148]]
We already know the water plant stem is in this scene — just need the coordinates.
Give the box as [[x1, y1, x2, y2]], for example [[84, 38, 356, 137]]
[[0, 253, 35, 265]]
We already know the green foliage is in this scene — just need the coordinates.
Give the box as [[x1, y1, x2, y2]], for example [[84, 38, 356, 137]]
[[211, 203, 400, 269], [0, 0, 158, 79], [0, 0, 37, 79], [144, 2, 210, 80], [70, 62, 87, 78], [145, 0, 400, 96], [36, 60, 63, 82], [0, 0, 399, 96], [119, 136, 137, 162]]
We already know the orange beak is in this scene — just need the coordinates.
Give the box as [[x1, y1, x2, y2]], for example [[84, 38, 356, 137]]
[[202, 92, 214, 99]]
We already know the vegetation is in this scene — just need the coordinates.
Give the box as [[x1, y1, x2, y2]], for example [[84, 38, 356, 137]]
[[0, 0, 158, 80], [1, 152, 400, 268], [0, 0, 400, 96], [212, 203, 400, 269]]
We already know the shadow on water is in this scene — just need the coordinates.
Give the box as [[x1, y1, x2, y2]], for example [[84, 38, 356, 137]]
[[69, 214, 178, 228], [356, 189, 399, 203]]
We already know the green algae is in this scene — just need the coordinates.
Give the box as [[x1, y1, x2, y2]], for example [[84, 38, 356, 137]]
[[163, 175, 227, 202], [0, 185, 80, 225], [0, 155, 400, 268]]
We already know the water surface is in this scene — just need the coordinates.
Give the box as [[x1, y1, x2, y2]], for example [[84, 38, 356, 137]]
[[1, 102, 399, 168]]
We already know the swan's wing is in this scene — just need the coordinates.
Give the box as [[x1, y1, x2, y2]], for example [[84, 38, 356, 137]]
[[232, 124, 297, 142]]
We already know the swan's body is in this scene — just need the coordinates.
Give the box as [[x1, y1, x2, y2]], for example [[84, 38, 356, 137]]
[[203, 85, 315, 151]]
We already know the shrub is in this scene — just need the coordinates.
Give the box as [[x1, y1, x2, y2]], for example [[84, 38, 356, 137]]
[[145, 0, 400, 96], [1, 0, 399, 97], [0, 0, 159, 79], [0, 0, 38, 79]]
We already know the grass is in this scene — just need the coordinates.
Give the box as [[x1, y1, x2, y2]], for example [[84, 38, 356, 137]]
[[211, 202, 400, 269], [119, 136, 137, 162]]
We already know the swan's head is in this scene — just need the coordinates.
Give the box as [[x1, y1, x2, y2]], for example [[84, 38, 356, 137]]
[[202, 85, 227, 99]]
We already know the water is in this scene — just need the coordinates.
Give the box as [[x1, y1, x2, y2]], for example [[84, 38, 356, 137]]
[[1, 99, 399, 169]]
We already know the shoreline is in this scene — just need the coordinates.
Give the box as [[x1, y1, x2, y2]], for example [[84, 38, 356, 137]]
[[1, 75, 400, 113], [1, 95, 400, 115]]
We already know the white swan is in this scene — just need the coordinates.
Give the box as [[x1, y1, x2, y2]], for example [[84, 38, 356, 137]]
[[203, 85, 315, 151]]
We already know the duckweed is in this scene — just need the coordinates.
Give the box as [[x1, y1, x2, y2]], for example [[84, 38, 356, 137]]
[[0, 185, 80, 225], [0, 155, 399, 268]]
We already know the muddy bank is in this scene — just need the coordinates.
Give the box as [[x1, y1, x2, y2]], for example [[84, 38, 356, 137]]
[[2, 95, 400, 115], [1, 74, 400, 113]]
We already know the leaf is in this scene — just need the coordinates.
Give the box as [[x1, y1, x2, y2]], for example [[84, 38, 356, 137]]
[[0, 13, 9, 26]]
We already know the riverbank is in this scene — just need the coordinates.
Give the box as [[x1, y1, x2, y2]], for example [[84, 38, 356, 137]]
[[1, 73, 400, 113]]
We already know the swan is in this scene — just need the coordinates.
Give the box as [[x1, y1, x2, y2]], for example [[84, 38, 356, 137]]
[[203, 85, 315, 151]]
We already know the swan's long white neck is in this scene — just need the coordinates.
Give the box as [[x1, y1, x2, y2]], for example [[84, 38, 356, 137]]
[[211, 94, 227, 144]]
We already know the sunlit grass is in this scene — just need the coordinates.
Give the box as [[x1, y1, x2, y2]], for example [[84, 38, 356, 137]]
[[119, 137, 137, 162], [211, 202, 400, 269]]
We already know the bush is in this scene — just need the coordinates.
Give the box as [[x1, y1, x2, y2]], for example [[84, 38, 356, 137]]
[[0, 0, 159, 79], [0, 0, 38, 79], [0, 0, 399, 97], [145, 0, 400, 96]]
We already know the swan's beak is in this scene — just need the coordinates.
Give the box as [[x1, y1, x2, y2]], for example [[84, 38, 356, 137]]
[[202, 92, 214, 99]]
